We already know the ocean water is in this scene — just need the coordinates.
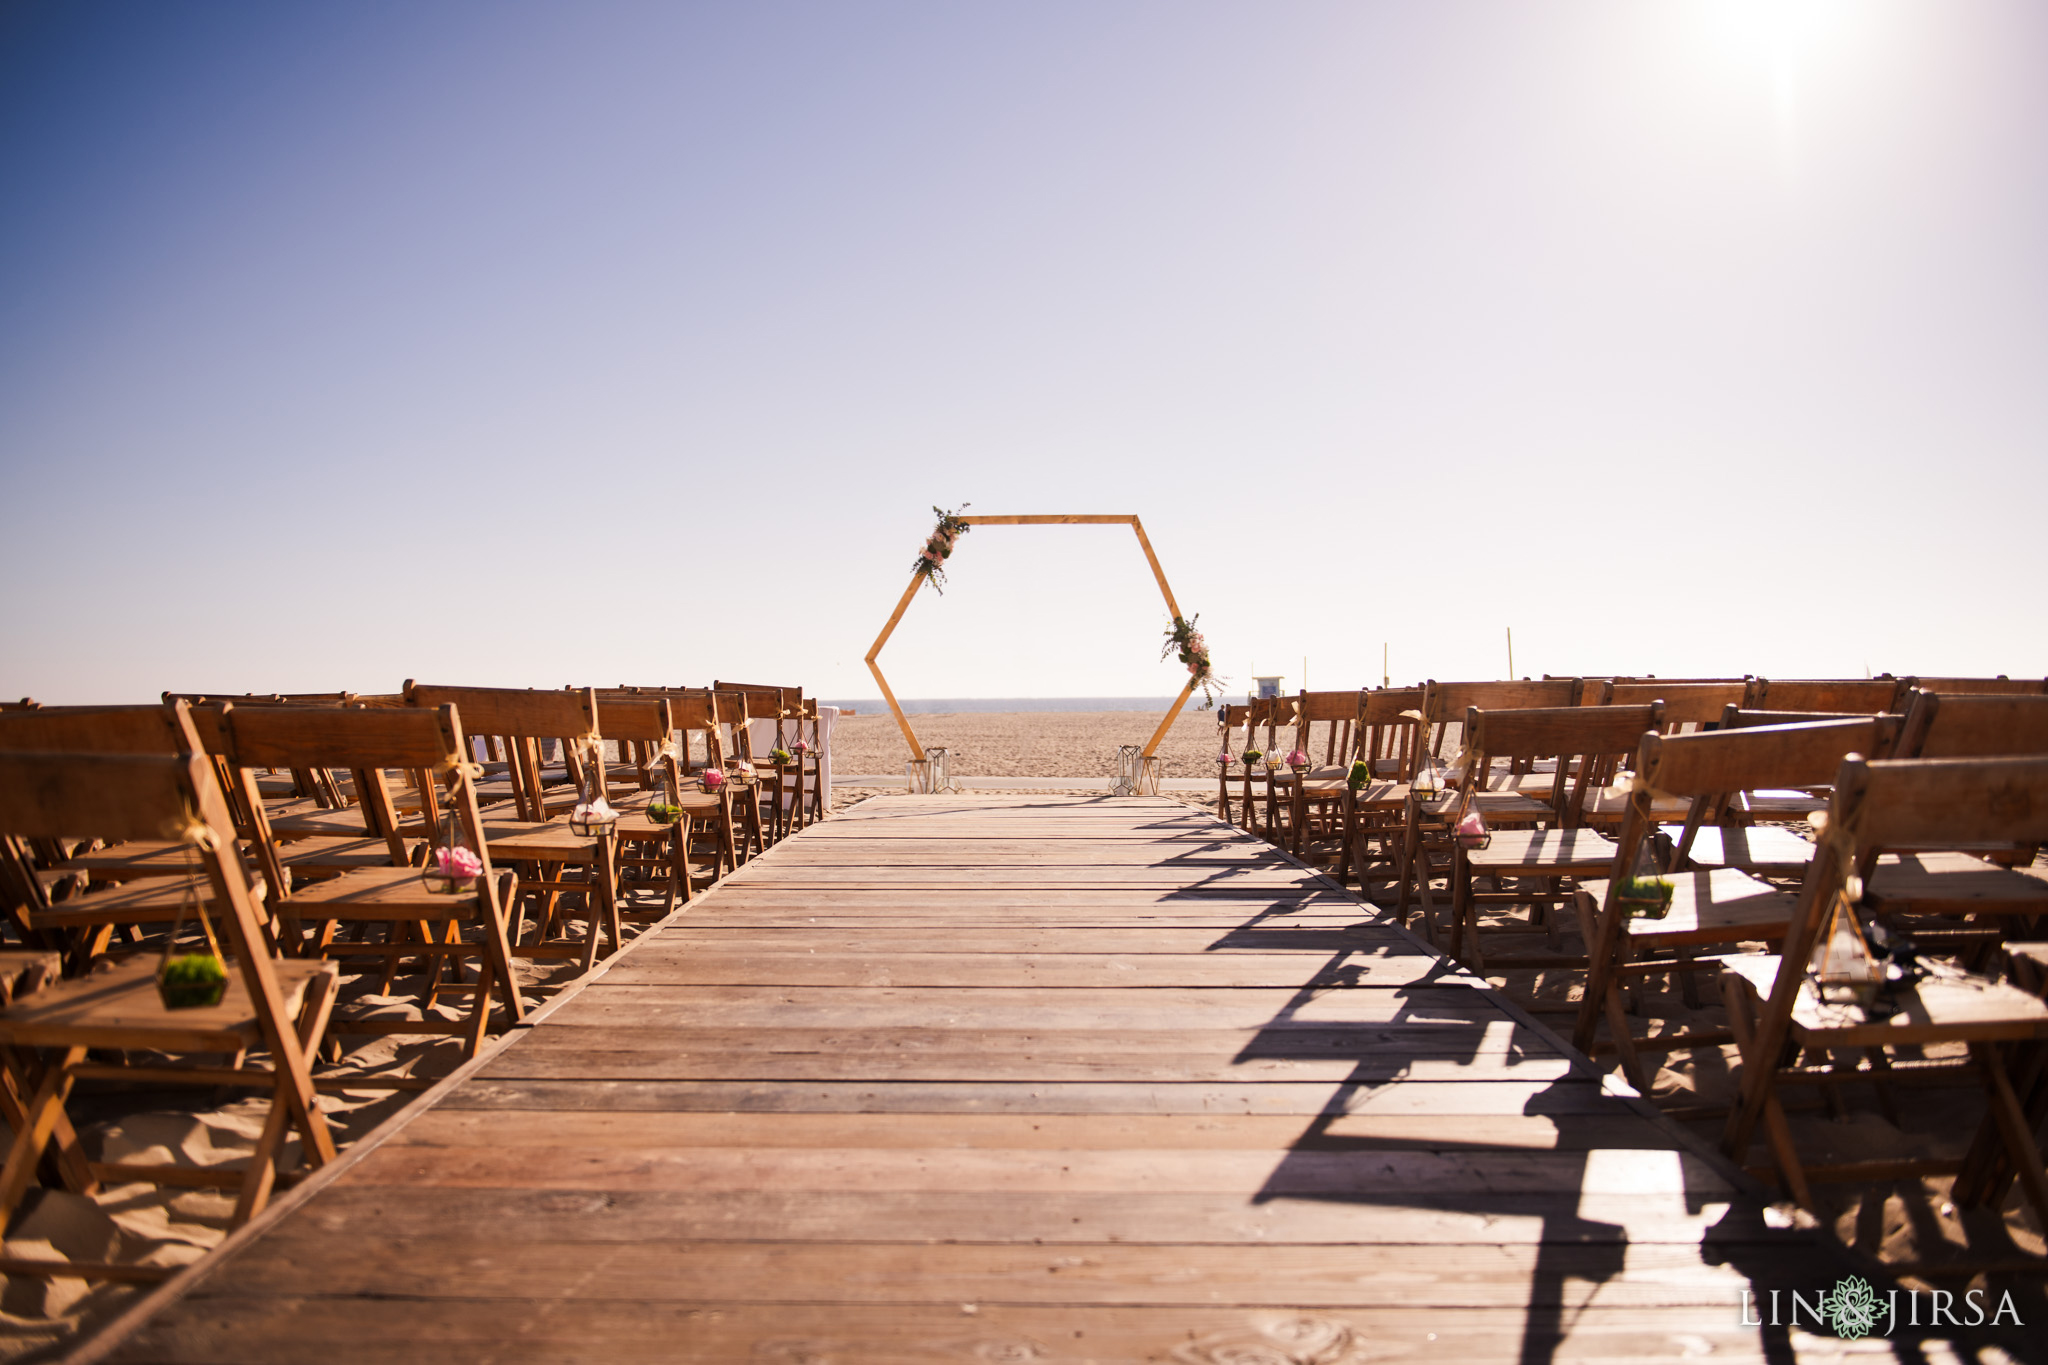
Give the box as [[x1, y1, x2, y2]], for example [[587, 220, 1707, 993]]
[[825, 697, 1185, 715]]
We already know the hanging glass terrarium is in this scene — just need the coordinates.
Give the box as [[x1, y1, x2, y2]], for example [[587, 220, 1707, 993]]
[[1411, 755, 1444, 802], [645, 762, 684, 828], [421, 803, 483, 894], [157, 856, 228, 1010], [1286, 748, 1310, 776], [568, 739, 619, 837], [1809, 883, 1882, 1007], [1614, 842, 1673, 920], [1454, 806, 1491, 851]]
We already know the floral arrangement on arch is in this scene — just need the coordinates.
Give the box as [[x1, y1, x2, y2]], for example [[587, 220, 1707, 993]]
[[1162, 614, 1224, 709], [912, 504, 972, 593]]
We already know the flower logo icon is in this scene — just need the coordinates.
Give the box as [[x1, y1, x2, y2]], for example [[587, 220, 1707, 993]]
[[1820, 1275, 1882, 1340]]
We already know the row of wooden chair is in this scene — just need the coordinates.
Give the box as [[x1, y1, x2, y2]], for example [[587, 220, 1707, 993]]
[[1214, 675, 2048, 1238], [0, 677, 831, 1278]]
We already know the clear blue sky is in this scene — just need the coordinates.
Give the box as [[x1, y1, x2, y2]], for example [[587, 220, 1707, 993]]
[[4, 1, 2043, 703]]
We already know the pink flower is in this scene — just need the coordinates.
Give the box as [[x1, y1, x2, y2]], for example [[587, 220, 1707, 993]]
[[921, 548, 940, 564], [1217, 752, 1234, 765], [701, 769, 725, 790], [434, 846, 483, 879], [791, 739, 810, 754], [1286, 749, 1309, 767], [1457, 810, 1488, 842]]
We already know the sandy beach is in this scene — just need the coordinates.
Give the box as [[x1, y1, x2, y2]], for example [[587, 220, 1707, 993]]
[[828, 705, 1234, 781]]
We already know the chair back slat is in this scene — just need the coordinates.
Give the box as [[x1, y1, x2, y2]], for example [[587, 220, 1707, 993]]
[[406, 683, 598, 741], [1841, 754, 2048, 851], [1906, 676, 2048, 696], [1748, 678, 1905, 714], [1639, 716, 1901, 800], [1602, 681, 1747, 727], [0, 705, 185, 754], [226, 704, 464, 770], [1896, 690, 2048, 759], [0, 752, 209, 843], [1467, 704, 1662, 761]]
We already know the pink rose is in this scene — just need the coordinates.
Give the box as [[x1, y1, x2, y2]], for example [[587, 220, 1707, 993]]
[[434, 846, 483, 879], [791, 739, 810, 754], [1286, 749, 1309, 767], [701, 769, 725, 790], [1217, 752, 1234, 765]]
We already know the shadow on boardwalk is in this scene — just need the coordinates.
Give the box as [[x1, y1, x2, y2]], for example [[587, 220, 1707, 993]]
[[1228, 903, 2037, 1365]]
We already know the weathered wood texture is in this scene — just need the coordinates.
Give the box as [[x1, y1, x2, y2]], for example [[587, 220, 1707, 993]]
[[85, 796, 1925, 1363]]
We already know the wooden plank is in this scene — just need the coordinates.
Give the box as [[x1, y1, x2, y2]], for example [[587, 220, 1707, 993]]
[[527, 985, 1529, 1028], [393, 1109, 1695, 1153], [105, 1299, 1809, 1364], [615, 927, 1408, 953], [478, 1047, 1574, 1085], [202, 1235, 1796, 1308], [435, 1078, 1623, 1116], [340, 1142, 1737, 1198], [595, 953, 1476, 988], [233, 1184, 1749, 1247]]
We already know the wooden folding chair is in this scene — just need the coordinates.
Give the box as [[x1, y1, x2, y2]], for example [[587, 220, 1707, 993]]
[[1854, 690, 2048, 961], [1274, 690, 1365, 859], [1720, 755, 2048, 1219], [225, 704, 526, 1057], [716, 682, 802, 844], [1239, 695, 1298, 840], [0, 705, 289, 965], [1393, 679, 1584, 926], [586, 696, 698, 916], [0, 704, 339, 1264], [403, 685, 621, 973], [600, 686, 743, 883], [1434, 704, 1661, 971], [1571, 716, 1899, 1091], [1333, 689, 1423, 890]]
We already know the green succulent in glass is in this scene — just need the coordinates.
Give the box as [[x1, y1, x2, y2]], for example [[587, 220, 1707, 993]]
[[1617, 876, 1675, 919], [769, 747, 793, 766], [1347, 759, 1372, 791], [158, 953, 229, 1009]]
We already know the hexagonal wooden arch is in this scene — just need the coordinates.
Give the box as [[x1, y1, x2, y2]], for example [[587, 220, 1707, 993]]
[[866, 514, 1198, 763]]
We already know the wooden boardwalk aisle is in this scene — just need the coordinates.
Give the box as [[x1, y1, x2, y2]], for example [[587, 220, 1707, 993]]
[[87, 796, 1879, 1363]]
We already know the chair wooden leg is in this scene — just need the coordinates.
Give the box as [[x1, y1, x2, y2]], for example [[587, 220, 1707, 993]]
[[229, 1071, 308, 1229], [0, 1046, 86, 1224], [463, 949, 496, 1058], [1972, 1041, 2048, 1233], [1722, 976, 1811, 1207], [0, 1049, 95, 1197]]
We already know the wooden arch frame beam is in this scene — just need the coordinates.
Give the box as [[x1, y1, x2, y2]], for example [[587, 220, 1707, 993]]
[[865, 514, 1196, 764]]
